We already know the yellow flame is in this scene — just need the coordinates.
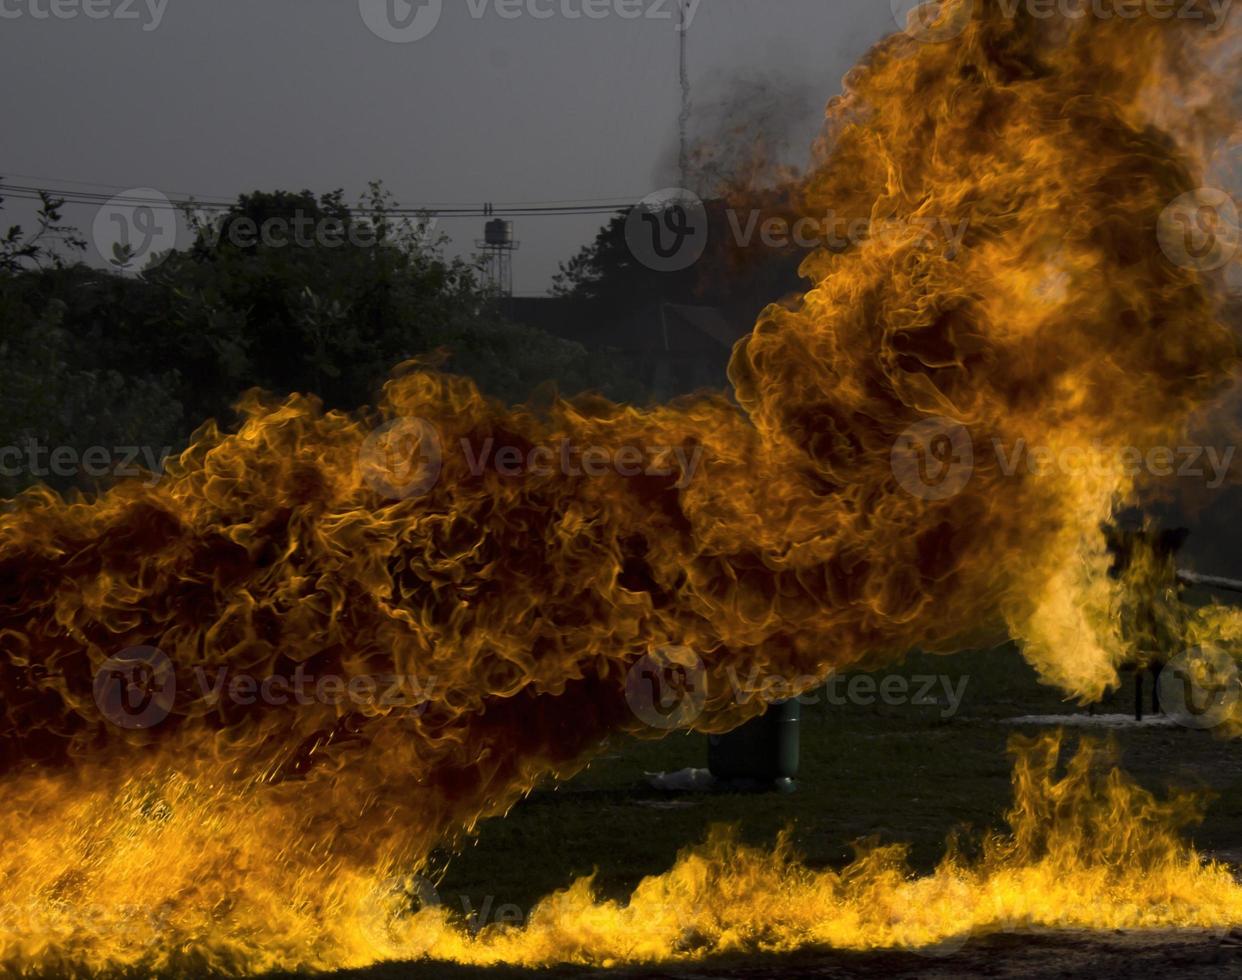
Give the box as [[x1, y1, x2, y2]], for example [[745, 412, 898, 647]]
[[1, 2, 1241, 973], [408, 736, 1239, 968], [2, 735, 1237, 974]]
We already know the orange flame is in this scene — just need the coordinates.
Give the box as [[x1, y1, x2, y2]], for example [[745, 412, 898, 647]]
[[2, 1, 1241, 972]]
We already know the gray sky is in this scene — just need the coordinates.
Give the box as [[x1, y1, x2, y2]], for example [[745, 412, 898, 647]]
[[2, 0, 901, 293]]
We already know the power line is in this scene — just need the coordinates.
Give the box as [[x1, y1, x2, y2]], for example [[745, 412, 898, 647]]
[[1, 180, 641, 218], [2, 171, 644, 209]]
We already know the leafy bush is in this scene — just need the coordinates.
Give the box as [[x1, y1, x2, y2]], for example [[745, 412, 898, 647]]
[[0, 182, 619, 497]]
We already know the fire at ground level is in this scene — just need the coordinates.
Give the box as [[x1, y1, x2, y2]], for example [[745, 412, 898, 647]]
[[264, 931, 1239, 980], [225, 644, 1240, 980]]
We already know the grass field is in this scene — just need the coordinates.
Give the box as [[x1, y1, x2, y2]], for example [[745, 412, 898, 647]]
[[42, 641, 1242, 980], [385, 643, 1242, 950]]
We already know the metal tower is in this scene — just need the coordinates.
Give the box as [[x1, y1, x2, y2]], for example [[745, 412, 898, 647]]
[[477, 204, 520, 297]]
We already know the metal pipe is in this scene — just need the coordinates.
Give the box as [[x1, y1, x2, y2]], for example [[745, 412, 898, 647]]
[[1176, 570, 1242, 594]]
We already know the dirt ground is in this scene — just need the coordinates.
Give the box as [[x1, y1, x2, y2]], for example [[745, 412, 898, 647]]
[[288, 931, 1241, 980]]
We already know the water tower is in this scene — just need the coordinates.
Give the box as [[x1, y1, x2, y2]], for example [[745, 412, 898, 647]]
[[477, 208, 519, 297]]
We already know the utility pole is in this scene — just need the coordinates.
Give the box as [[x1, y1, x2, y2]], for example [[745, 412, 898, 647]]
[[678, 0, 691, 190]]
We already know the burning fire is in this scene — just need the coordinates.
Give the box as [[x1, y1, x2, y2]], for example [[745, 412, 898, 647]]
[[360, 735, 1241, 967], [2, 1, 1241, 973]]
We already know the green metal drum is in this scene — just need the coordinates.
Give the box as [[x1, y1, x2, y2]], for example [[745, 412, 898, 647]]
[[707, 699, 800, 791]]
